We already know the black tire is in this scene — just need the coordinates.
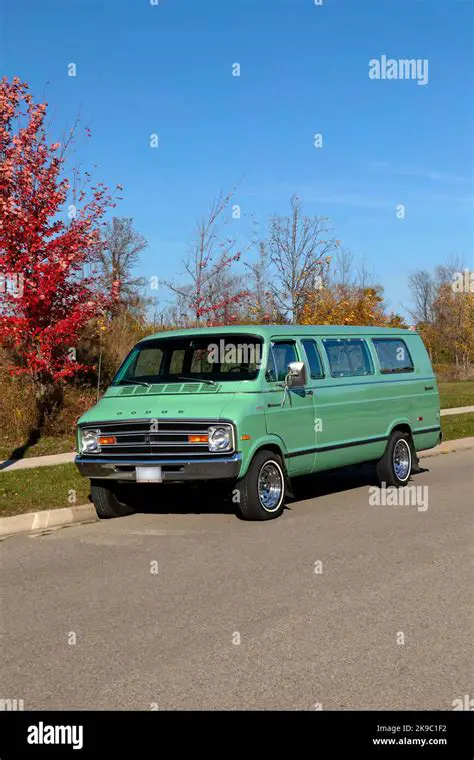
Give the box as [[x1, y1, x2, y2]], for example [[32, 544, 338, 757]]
[[90, 481, 136, 519], [235, 449, 286, 521], [376, 431, 413, 487]]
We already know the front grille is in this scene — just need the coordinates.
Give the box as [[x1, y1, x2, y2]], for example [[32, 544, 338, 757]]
[[79, 419, 234, 458]]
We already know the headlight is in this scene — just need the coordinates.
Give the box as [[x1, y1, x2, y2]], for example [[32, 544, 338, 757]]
[[80, 429, 101, 454], [208, 425, 233, 452]]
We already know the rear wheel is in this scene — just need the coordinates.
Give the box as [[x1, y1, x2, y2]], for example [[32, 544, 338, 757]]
[[376, 431, 413, 487], [235, 450, 286, 521], [90, 481, 136, 519]]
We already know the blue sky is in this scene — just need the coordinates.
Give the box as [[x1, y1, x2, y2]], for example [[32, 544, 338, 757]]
[[2, 0, 473, 319]]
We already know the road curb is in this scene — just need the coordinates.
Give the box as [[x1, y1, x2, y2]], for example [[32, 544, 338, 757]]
[[419, 437, 474, 459], [0, 504, 97, 539]]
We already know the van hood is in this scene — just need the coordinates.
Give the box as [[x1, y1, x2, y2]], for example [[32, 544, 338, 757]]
[[77, 383, 239, 426]]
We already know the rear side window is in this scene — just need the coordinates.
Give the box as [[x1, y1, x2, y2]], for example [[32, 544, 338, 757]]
[[323, 338, 374, 378], [372, 339, 414, 373], [301, 340, 325, 379]]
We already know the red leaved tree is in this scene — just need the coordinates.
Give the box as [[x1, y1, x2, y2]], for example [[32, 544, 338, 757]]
[[0, 76, 119, 434]]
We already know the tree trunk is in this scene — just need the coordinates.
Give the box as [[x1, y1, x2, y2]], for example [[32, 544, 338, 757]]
[[9, 381, 64, 460], [34, 381, 64, 432]]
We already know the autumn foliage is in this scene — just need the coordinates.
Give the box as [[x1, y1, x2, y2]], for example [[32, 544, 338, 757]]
[[0, 77, 118, 392], [300, 284, 407, 328], [417, 282, 474, 371]]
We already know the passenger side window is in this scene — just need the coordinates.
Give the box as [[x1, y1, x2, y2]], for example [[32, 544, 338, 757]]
[[301, 339, 325, 379], [266, 341, 298, 382], [323, 338, 374, 377], [372, 339, 414, 373]]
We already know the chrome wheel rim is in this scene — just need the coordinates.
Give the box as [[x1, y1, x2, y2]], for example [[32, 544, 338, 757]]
[[393, 439, 411, 481], [257, 461, 283, 512]]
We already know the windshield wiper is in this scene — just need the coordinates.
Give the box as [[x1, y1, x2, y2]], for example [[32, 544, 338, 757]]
[[178, 376, 216, 386], [119, 379, 152, 388]]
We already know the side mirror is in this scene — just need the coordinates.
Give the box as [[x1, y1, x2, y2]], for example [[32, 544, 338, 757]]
[[286, 361, 307, 387]]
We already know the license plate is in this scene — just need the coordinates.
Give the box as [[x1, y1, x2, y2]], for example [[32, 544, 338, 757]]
[[136, 466, 162, 483]]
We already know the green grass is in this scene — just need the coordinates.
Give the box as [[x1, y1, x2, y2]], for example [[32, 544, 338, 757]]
[[438, 380, 474, 409], [0, 436, 75, 462], [441, 413, 474, 442], [0, 464, 90, 517]]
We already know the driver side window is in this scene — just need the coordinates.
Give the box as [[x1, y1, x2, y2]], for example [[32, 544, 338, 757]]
[[266, 341, 298, 382]]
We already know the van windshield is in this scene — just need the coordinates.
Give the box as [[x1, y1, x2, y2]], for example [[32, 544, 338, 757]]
[[112, 334, 264, 386]]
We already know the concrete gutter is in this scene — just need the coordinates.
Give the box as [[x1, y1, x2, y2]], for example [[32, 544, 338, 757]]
[[0, 504, 97, 540], [419, 436, 474, 458]]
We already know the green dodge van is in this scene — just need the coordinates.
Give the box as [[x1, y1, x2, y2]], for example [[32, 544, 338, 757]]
[[75, 325, 441, 521]]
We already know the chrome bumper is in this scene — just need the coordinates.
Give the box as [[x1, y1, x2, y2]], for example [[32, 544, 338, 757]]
[[75, 453, 242, 482]]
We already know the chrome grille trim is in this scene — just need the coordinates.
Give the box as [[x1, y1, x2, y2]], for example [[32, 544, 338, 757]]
[[78, 418, 235, 458]]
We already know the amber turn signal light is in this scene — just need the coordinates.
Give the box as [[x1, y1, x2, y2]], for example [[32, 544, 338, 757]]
[[97, 436, 117, 445], [188, 434, 208, 443]]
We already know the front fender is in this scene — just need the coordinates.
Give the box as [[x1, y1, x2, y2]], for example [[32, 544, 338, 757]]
[[238, 433, 289, 478]]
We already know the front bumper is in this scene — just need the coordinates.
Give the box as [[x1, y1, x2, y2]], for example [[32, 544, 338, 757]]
[[75, 453, 242, 482]]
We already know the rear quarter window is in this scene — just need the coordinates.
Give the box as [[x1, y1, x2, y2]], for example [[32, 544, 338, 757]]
[[323, 338, 374, 377], [372, 338, 414, 373]]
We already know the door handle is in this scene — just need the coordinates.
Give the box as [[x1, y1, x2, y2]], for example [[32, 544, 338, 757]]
[[424, 386, 434, 391], [306, 390, 313, 396]]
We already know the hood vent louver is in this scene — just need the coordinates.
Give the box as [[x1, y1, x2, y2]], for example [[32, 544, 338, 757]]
[[117, 382, 222, 396], [118, 387, 135, 396]]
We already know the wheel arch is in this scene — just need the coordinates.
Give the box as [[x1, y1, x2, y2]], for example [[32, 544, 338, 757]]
[[239, 436, 288, 478], [387, 420, 414, 440]]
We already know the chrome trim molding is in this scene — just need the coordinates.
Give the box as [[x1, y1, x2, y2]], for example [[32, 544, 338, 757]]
[[75, 453, 242, 482]]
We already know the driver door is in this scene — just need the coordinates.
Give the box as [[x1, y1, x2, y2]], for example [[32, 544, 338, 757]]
[[263, 339, 316, 475]]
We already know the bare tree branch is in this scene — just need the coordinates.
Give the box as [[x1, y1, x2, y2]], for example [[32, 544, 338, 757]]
[[267, 195, 340, 323]]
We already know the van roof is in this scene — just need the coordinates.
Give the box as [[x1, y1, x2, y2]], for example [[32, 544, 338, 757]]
[[141, 324, 416, 342]]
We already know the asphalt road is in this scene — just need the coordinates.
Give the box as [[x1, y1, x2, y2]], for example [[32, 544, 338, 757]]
[[1, 450, 472, 711]]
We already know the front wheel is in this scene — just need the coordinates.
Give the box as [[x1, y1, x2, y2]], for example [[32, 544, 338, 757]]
[[376, 431, 413, 487], [235, 450, 286, 521], [90, 481, 136, 519]]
